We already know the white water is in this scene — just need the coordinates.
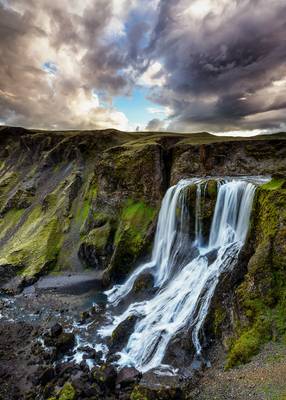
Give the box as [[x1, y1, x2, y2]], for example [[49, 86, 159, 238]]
[[100, 177, 261, 372]]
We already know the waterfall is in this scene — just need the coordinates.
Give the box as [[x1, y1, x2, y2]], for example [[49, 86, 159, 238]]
[[100, 178, 259, 372], [106, 179, 199, 305]]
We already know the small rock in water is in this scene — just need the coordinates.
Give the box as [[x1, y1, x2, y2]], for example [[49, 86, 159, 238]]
[[132, 272, 154, 294], [55, 332, 75, 354], [50, 322, 63, 338], [44, 331, 75, 355], [79, 310, 90, 324]]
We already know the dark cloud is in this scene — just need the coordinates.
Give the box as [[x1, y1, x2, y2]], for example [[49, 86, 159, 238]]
[[147, 0, 286, 131], [146, 118, 166, 131]]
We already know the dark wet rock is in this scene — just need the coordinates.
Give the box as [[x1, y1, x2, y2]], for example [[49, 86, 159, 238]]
[[38, 366, 55, 385], [50, 322, 63, 338], [163, 334, 195, 369], [73, 371, 101, 398], [135, 369, 200, 399], [0, 264, 24, 288], [131, 386, 183, 400], [79, 359, 90, 372], [0, 274, 36, 295], [204, 249, 218, 266], [92, 293, 108, 308], [77, 345, 94, 353], [44, 331, 75, 355], [55, 332, 75, 354], [132, 272, 154, 294], [78, 345, 102, 362], [109, 315, 138, 353], [116, 367, 141, 388], [55, 361, 79, 378], [93, 363, 117, 391], [79, 310, 91, 324]]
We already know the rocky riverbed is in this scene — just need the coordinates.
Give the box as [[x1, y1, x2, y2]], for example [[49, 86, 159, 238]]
[[1, 279, 286, 400], [0, 277, 198, 399]]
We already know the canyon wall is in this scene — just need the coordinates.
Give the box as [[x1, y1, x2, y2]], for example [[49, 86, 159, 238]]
[[0, 126, 285, 289]]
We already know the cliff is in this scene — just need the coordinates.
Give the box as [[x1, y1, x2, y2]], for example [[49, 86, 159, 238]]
[[0, 126, 285, 292], [1, 126, 286, 399]]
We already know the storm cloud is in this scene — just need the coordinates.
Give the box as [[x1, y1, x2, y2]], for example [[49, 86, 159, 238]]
[[0, 0, 285, 132]]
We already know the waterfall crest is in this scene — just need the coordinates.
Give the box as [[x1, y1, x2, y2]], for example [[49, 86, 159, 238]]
[[100, 177, 261, 372]]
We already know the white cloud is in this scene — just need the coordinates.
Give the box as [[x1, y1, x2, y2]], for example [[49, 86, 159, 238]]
[[139, 62, 166, 87], [147, 106, 173, 116]]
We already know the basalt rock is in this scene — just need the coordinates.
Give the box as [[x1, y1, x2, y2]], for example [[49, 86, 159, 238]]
[[44, 331, 75, 356], [201, 178, 286, 369], [116, 367, 141, 388], [109, 315, 138, 354], [93, 363, 117, 391], [132, 272, 154, 294], [50, 323, 63, 338]]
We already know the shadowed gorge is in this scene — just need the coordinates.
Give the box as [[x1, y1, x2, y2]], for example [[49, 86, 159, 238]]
[[0, 126, 286, 399]]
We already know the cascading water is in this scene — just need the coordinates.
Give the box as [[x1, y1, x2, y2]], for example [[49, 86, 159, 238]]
[[99, 177, 260, 373]]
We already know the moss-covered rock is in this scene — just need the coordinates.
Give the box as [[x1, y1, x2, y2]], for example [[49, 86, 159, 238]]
[[105, 200, 156, 282], [58, 382, 76, 400], [0, 205, 62, 277], [1, 188, 34, 213], [130, 383, 183, 400], [226, 179, 286, 368], [109, 315, 138, 353], [132, 272, 154, 293], [78, 222, 112, 269], [185, 179, 218, 243]]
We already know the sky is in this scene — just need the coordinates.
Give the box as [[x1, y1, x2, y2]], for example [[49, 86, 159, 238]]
[[0, 0, 286, 134]]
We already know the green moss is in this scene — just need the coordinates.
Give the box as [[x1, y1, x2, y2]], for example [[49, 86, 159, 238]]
[[58, 382, 76, 400], [207, 179, 218, 198], [130, 386, 149, 400], [75, 198, 90, 226], [0, 171, 18, 191], [115, 200, 155, 246], [92, 212, 110, 227], [82, 222, 111, 252], [227, 185, 286, 368], [107, 200, 156, 281], [74, 175, 97, 230], [261, 178, 285, 191], [0, 209, 25, 241], [0, 171, 19, 210], [213, 306, 226, 336], [226, 324, 267, 369], [0, 205, 62, 276]]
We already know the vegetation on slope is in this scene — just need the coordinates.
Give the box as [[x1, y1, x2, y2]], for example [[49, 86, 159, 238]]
[[226, 179, 286, 368]]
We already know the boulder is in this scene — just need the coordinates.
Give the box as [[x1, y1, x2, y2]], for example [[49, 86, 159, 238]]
[[50, 322, 63, 338], [109, 315, 138, 353], [132, 272, 154, 294], [39, 367, 55, 386], [93, 363, 117, 390], [116, 367, 141, 388]]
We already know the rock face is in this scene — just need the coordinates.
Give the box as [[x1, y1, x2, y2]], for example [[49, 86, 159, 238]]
[[0, 127, 165, 287], [0, 126, 285, 293], [0, 127, 286, 399], [204, 178, 286, 368]]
